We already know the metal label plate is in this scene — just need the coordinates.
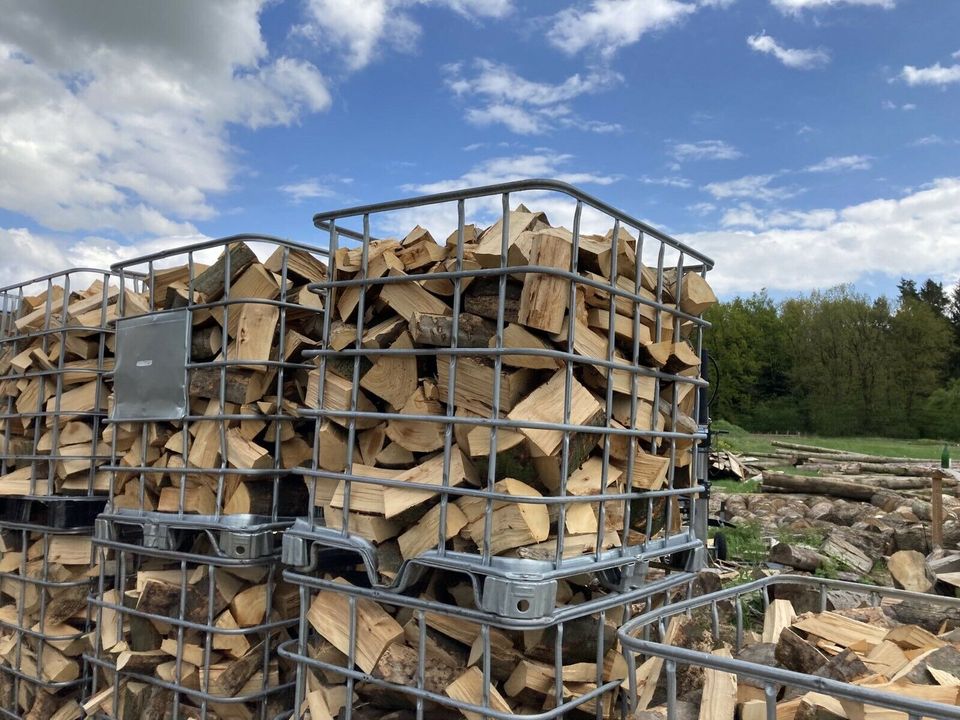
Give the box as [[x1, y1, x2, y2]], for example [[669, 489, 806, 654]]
[[113, 310, 189, 420]]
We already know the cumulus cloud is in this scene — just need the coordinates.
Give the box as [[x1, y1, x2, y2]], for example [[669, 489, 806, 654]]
[[0, 1, 330, 237], [669, 140, 742, 162], [278, 180, 339, 203], [639, 176, 694, 189], [902, 61, 960, 87], [771, 0, 894, 13], [684, 178, 960, 295], [298, 0, 512, 70], [746, 32, 830, 69], [804, 154, 873, 172], [358, 153, 621, 239], [547, 0, 697, 58], [703, 174, 797, 201], [445, 59, 622, 134]]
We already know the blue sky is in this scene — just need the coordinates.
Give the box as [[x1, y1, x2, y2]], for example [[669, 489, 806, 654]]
[[0, 0, 958, 298]]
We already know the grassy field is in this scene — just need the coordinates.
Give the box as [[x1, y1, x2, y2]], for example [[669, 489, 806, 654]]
[[713, 420, 959, 460]]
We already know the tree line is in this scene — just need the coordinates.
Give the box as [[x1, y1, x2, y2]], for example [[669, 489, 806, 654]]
[[704, 279, 960, 439]]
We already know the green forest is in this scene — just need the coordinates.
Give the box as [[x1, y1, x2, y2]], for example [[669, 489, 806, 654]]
[[704, 279, 960, 440]]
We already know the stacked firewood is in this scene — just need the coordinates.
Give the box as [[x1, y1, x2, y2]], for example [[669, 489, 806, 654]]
[[83, 542, 299, 720], [292, 571, 647, 719], [636, 592, 960, 720], [105, 241, 326, 517], [0, 526, 98, 720], [0, 273, 128, 497], [307, 206, 717, 581]]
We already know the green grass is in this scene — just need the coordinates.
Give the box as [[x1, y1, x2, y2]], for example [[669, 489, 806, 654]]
[[712, 478, 760, 494], [712, 419, 957, 460]]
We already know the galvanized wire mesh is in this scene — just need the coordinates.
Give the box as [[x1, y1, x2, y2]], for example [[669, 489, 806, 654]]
[[294, 180, 715, 613], [102, 236, 329, 525], [0, 269, 141, 497], [280, 564, 694, 720], [619, 574, 960, 720], [0, 521, 101, 720], [85, 530, 298, 720]]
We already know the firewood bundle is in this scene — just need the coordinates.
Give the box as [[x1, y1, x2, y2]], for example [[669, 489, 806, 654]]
[[0, 524, 99, 720], [284, 570, 656, 720], [105, 239, 326, 518], [307, 206, 717, 583], [85, 541, 299, 720], [0, 270, 133, 497]]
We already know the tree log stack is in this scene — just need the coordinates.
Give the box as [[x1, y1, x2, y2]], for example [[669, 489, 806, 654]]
[[306, 205, 717, 585], [105, 239, 327, 518], [0, 524, 101, 720], [282, 571, 657, 720], [0, 270, 132, 497], [84, 538, 299, 720]]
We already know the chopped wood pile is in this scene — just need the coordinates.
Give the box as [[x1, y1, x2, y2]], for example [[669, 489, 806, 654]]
[[633, 582, 960, 720], [297, 574, 635, 720], [310, 206, 716, 580], [85, 545, 299, 720], [0, 273, 127, 497], [105, 240, 325, 517], [0, 528, 97, 719]]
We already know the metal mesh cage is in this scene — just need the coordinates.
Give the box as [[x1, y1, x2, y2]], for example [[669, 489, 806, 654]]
[[85, 530, 299, 720], [0, 519, 102, 720], [101, 236, 329, 529], [279, 564, 693, 720], [618, 575, 960, 720], [0, 269, 142, 498], [292, 179, 716, 616]]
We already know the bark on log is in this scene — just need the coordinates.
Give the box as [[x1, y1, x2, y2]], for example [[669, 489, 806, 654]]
[[768, 542, 825, 572], [760, 472, 876, 501]]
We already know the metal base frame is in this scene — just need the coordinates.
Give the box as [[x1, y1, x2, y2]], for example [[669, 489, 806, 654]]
[[618, 574, 960, 720]]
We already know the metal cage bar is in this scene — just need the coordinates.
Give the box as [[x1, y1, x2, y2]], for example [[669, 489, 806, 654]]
[[290, 180, 714, 618]]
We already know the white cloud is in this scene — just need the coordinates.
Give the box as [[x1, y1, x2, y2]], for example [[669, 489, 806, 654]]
[[746, 32, 830, 69], [298, 0, 512, 71], [0, 2, 330, 237], [639, 176, 694, 189], [684, 178, 960, 295], [910, 135, 948, 147], [703, 174, 796, 201], [547, 0, 697, 58], [902, 103, 917, 110], [771, 0, 894, 13], [278, 179, 338, 203], [882, 99, 917, 110], [902, 62, 960, 87], [363, 153, 620, 239], [720, 203, 837, 230], [689, 202, 717, 215], [445, 60, 622, 135], [0, 228, 211, 289], [669, 140, 742, 162], [804, 154, 873, 172]]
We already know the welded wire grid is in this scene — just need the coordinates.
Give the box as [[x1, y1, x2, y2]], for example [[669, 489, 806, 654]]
[[0, 268, 138, 497], [104, 236, 330, 524], [301, 179, 714, 590], [0, 523, 98, 719], [280, 566, 696, 720], [619, 574, 960, 720], [85, 536, 298, 720]]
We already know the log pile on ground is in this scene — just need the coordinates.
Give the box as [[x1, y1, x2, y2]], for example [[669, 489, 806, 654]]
[[105, 241, 325, 516], [300, 574, 633, 719], [311, 206, 716, 580], [634, 588, 960, 720], [0, 529, 97, 719], [712, 443, 960, 597], [0, 277, 130, 496]]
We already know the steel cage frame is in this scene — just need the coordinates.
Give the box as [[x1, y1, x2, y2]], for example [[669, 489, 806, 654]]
[[618, 574, 960, 720], [0, 268, 144, 498], [101, 235, 330, 528], [293, 179, 713, 617], [281, 565, 697, 720], [85, 535, 298, 720]]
